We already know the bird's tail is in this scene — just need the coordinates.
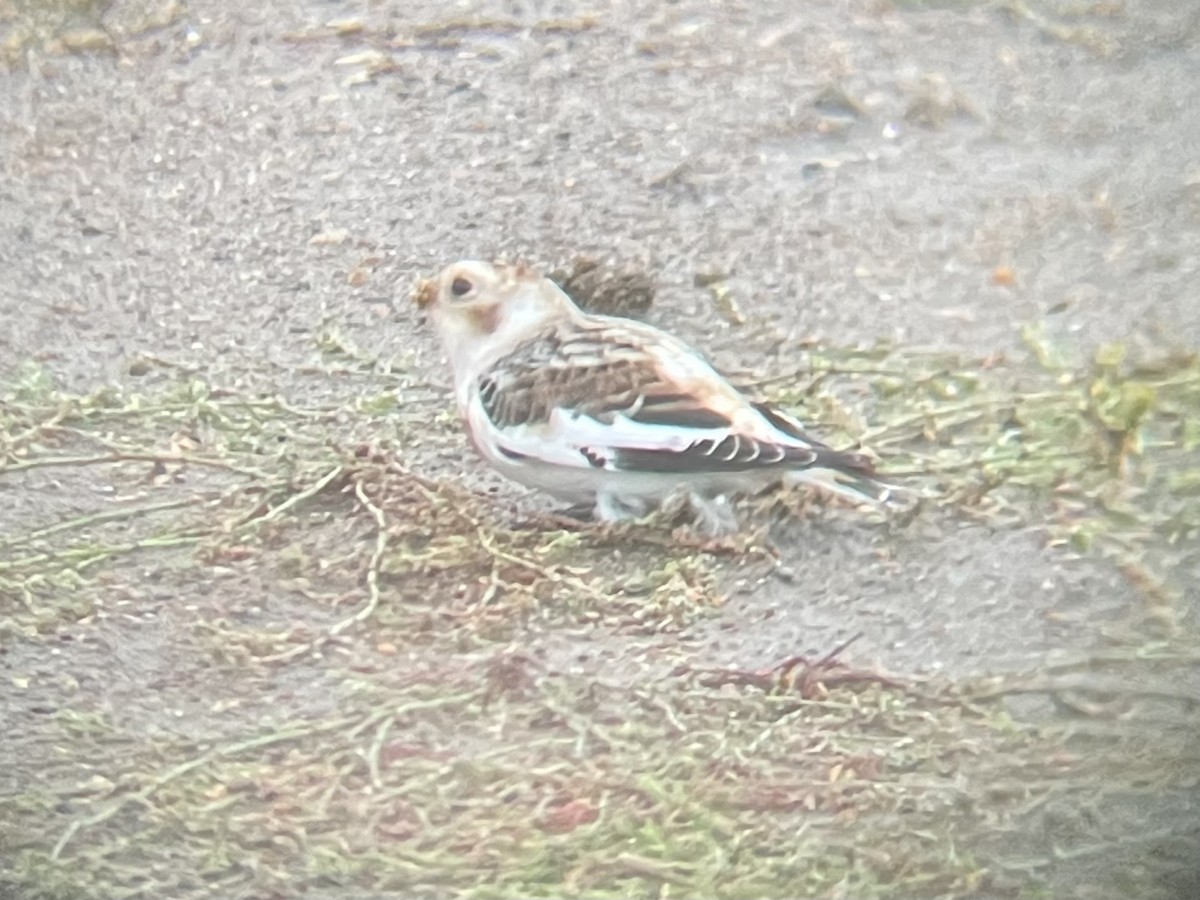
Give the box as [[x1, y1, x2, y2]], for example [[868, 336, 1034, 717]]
[[789, 448, 896, 507], [753, 402, 896, 506]]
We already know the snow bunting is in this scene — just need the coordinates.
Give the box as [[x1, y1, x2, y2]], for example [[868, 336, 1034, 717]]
[[414, 260, 891, 532]]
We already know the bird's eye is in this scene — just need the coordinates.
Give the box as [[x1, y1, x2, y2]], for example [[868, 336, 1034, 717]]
[[450, 276, 473, 298]]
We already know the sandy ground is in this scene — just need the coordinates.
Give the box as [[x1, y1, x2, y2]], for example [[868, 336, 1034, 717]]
[[2, 2, 1199, 899]]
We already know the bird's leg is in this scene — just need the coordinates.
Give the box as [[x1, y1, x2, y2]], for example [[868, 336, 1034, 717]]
[[659, 486, 739, 536], [594, 490, 649, 523], [686, 492, 739, 537]]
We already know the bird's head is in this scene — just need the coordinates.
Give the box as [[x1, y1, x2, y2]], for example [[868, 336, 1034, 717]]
[[413, 260, 574, 377]]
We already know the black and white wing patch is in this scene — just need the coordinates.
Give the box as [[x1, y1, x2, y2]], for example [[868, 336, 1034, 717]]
[[613, 433, 816, 473]]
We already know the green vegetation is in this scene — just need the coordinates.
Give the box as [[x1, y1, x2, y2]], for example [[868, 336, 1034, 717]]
[[2, 327, 1197, 899]]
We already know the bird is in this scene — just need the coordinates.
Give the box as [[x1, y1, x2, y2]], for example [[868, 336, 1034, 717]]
[[413, 259, 892, 533]]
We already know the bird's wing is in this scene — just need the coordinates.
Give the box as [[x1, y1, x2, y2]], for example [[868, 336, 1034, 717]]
[[477, 321, 736, 433], [470, 320, 880, 490]]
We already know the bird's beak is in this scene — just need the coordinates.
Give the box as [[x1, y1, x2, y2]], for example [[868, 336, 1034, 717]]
[[412, 278, 437, 309]]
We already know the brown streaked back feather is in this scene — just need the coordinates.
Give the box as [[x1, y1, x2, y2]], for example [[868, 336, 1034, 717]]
[[477, 322, 735, 431]]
